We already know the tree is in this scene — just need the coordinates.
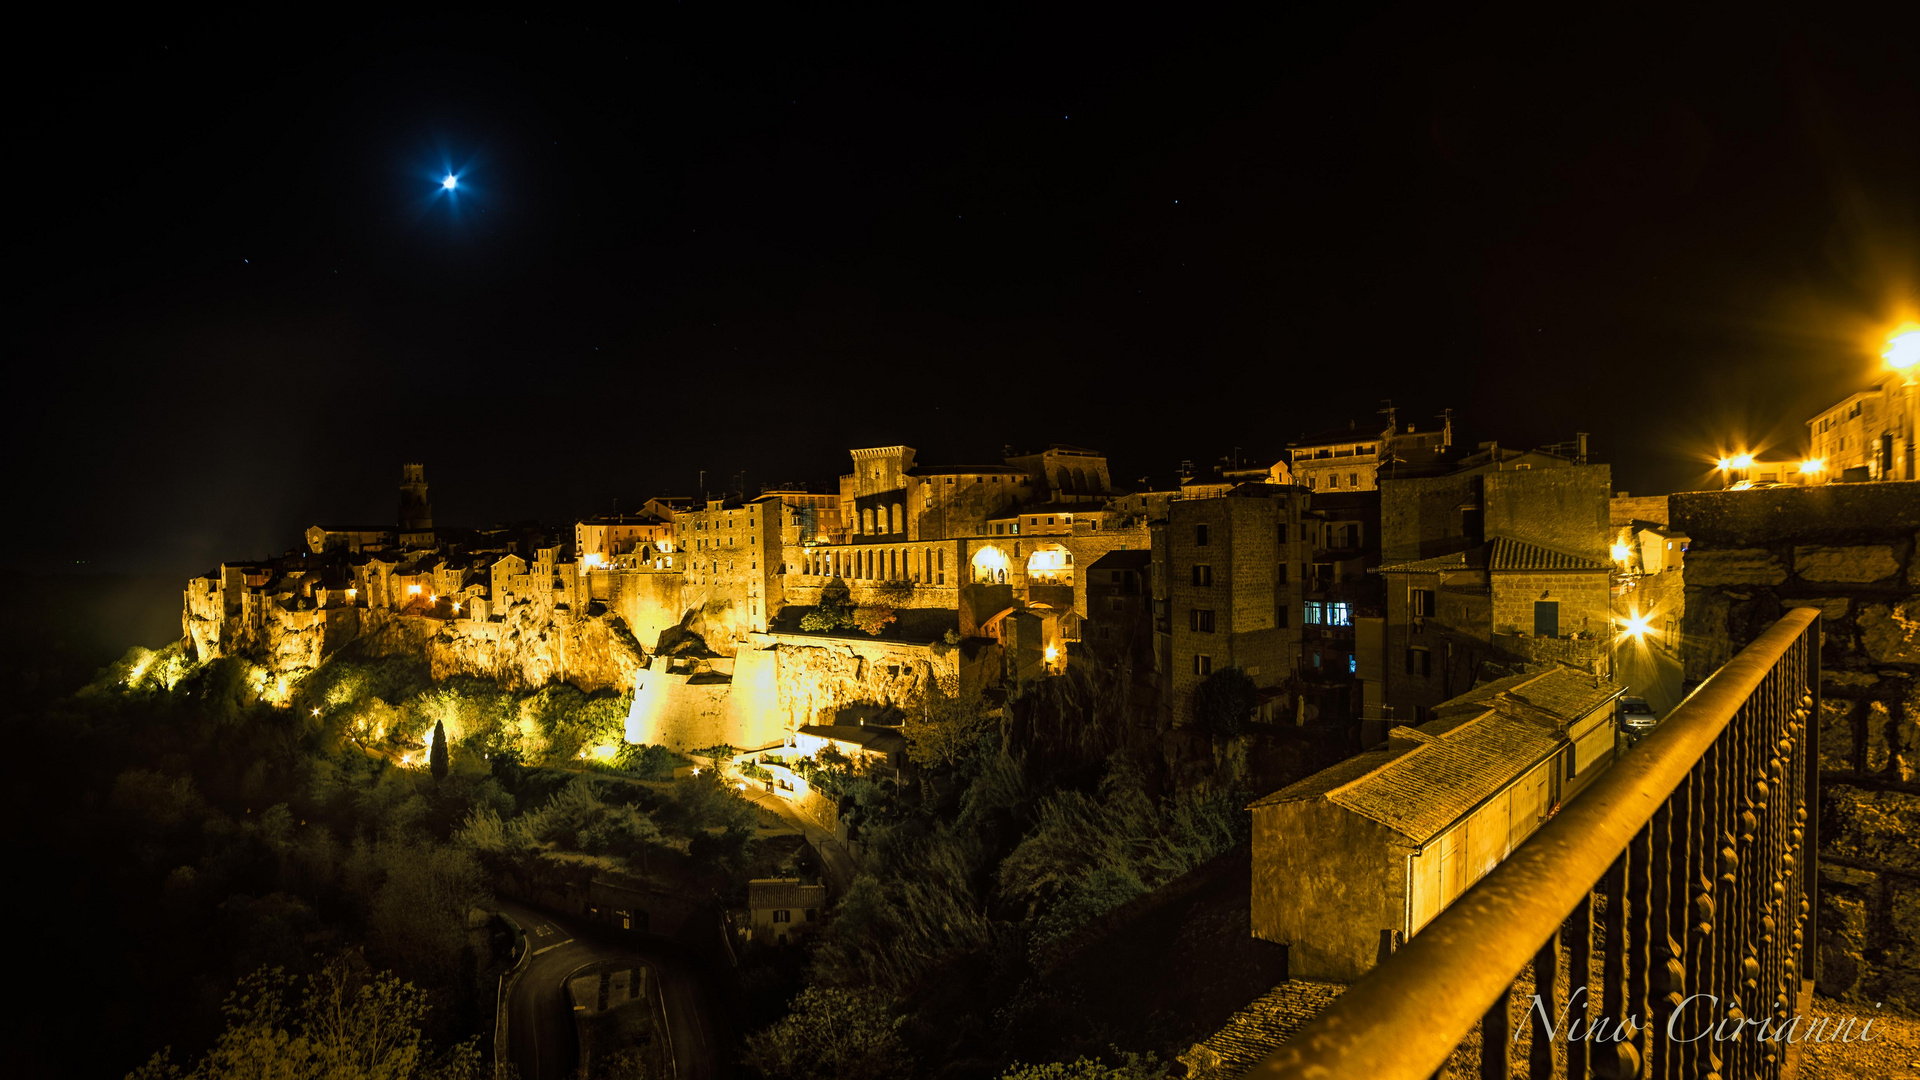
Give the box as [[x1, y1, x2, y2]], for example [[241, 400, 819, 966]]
[[127, 955, 484, 1080], [742, 986, 910, 1080], [1192, 666, 1259, 737], [851, 604, 896, 637], [429, 720, 449, 781], [904, 687, 994, 769]]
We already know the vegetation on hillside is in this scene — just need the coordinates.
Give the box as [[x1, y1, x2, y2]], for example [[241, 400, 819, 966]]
[[5, 640, 746, 1080], [744, 668, 1253, 1080]]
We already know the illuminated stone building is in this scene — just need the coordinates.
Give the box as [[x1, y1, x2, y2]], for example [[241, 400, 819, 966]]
[[576, 512, 673, 567], [675, 495, 786, 634], [1360, 451, 1613, 738], [1807, 380, 1904, 480], [1249, 665, 1622, 982], [1286, 411, 1453, 494], [1156, 484, 1309, 729]]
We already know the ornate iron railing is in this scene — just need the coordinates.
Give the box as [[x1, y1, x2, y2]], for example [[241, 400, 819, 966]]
[[1249, 606, 1820, 1080]]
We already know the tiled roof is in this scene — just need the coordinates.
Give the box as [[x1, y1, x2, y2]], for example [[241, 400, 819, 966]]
[[1330, 712, 1561, 842], [1489, 536, 1609, 571], [1374, 548, 1481, 574], [1248, 750, 1396, 807], [1249, 711, 1559, 844], [748, 878, 827, 910]]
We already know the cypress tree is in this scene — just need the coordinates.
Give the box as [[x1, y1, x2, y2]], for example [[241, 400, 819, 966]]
[[429, 720, 448, 781]]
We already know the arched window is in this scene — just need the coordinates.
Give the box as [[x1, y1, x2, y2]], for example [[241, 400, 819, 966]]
[[891, 503, 903, 534]]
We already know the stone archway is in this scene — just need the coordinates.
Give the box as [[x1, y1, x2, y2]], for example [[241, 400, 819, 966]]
[[1026, 543, 1073, 586]]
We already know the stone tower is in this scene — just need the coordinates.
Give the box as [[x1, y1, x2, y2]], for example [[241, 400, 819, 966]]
[[399, 463, 433, 532]]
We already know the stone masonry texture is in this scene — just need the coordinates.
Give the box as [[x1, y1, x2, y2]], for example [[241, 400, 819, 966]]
[[1673, 482, 1920, 1007]]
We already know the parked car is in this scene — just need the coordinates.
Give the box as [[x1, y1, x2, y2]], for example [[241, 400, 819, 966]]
[[1618, 696, 1658, 735]]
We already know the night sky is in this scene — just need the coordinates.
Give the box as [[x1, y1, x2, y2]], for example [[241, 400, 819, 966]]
[[13, 9, 1919, 578]]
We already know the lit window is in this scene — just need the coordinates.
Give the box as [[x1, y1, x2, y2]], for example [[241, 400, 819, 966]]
[[1304, 601, 1324, 625]]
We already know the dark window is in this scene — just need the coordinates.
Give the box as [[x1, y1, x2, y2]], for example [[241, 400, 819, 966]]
[[804, 908, 817, 921], [1190, 608, 1215, 633], [1534, 600, 1560, 638], [1192, 564, 1213, 586], [1277, 562, 1288, 584], [1406, 647, 1431, 676], [1276, 604, 1289, 628], [773, 909, 791, 923], [1195, 523, 1210, 546], [1412, 589, 1436, 617]]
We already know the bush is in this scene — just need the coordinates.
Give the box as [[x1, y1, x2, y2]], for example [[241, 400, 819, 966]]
[[1192, 666, 1259, 737], [742, 985, 910, 1080]]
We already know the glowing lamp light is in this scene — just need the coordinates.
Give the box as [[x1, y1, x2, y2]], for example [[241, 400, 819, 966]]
[[1885, 324, 1920, 373], [452, 601, 461, 612], [1729, 454, 1754, 469], [408, 584, 422, 595], [429, 594, 437, 603], [690, 766, 701, 776], [442, 174, 458, 190], [737, 782, 748, 790], [311, 707, 321, 717], [347, 588, 357, 598], [1618, 611, 1655, 639], [1044, 644, 1058, 662], [1610, 542, 1632, 563], [1716, 458, 1731, 471], [1799, 458, 1826, 475], [592, 744, 616, 760]]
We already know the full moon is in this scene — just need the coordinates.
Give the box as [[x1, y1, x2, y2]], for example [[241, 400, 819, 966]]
[[441, 175, 457, 190]]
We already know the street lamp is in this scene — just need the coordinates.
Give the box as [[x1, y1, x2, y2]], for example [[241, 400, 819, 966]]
[[1888, 325, 1920, 480]]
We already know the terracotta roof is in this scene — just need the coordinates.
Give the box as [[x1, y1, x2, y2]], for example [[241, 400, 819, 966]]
[[1249, 710, 1560, 844], [1374, 547, 1483, 574], [748, 878, 827, 910], [1489, 536, 1609, 571]]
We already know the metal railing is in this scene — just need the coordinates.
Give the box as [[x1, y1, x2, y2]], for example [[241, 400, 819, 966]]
[[1249, 606, 1820, 1080]]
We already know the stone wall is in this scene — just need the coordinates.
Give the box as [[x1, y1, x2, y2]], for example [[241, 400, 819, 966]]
[[1672, 483, 1920, 1006], [1488, 571, 1610, 639]]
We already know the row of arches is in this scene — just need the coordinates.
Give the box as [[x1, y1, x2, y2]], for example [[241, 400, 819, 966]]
[[859, 503, 905, 536], [803, 546, 947, 585], [970, 543, 1074, 586]]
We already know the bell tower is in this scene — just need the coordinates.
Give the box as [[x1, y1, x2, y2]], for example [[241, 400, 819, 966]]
[[398, 463, 433, 532]]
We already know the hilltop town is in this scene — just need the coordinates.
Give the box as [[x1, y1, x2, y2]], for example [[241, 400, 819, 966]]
[[181, 415, 1678, 780]]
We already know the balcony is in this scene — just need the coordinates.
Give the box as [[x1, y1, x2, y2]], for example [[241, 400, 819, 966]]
[[1253, 606, 1820, 1080]]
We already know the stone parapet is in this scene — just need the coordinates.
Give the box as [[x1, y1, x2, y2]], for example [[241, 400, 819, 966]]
[[1673, 484, 1920, 1007]]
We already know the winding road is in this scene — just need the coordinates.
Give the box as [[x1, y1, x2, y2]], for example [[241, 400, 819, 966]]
[[497, 900, 722, 1080]]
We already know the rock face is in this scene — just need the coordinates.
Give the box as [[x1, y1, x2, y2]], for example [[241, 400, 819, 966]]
[[184, 587, 645, 697], [1673, 484, 1920, 1008]]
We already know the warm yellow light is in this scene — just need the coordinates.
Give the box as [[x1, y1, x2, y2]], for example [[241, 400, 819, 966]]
[[408, 584, 422, 595], [1610, 542, 1631, 563], [1618, 611, 1655, 639], [346, 588, 357, 598], [429, 593, 437, 603], [1044, 644, 1058, 661], [452, 601, 461, 612], [690, 766, 701, 776], [311, 707, 321, 717], [1885, 324, 1920, 372], [592, 743, 616, 760], [1716, 458, 1731, 471], [1731, 454, 1754, 469], [1799, 458, 1826, 475]]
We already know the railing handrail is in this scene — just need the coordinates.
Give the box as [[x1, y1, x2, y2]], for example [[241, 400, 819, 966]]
[[1245, 605, 1819, 1080]]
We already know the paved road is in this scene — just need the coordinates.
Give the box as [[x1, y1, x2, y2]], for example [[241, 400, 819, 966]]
[[497, 900, 719, 1080], [739, 787, 858, 894], [1615, 640, 1685, 718]]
